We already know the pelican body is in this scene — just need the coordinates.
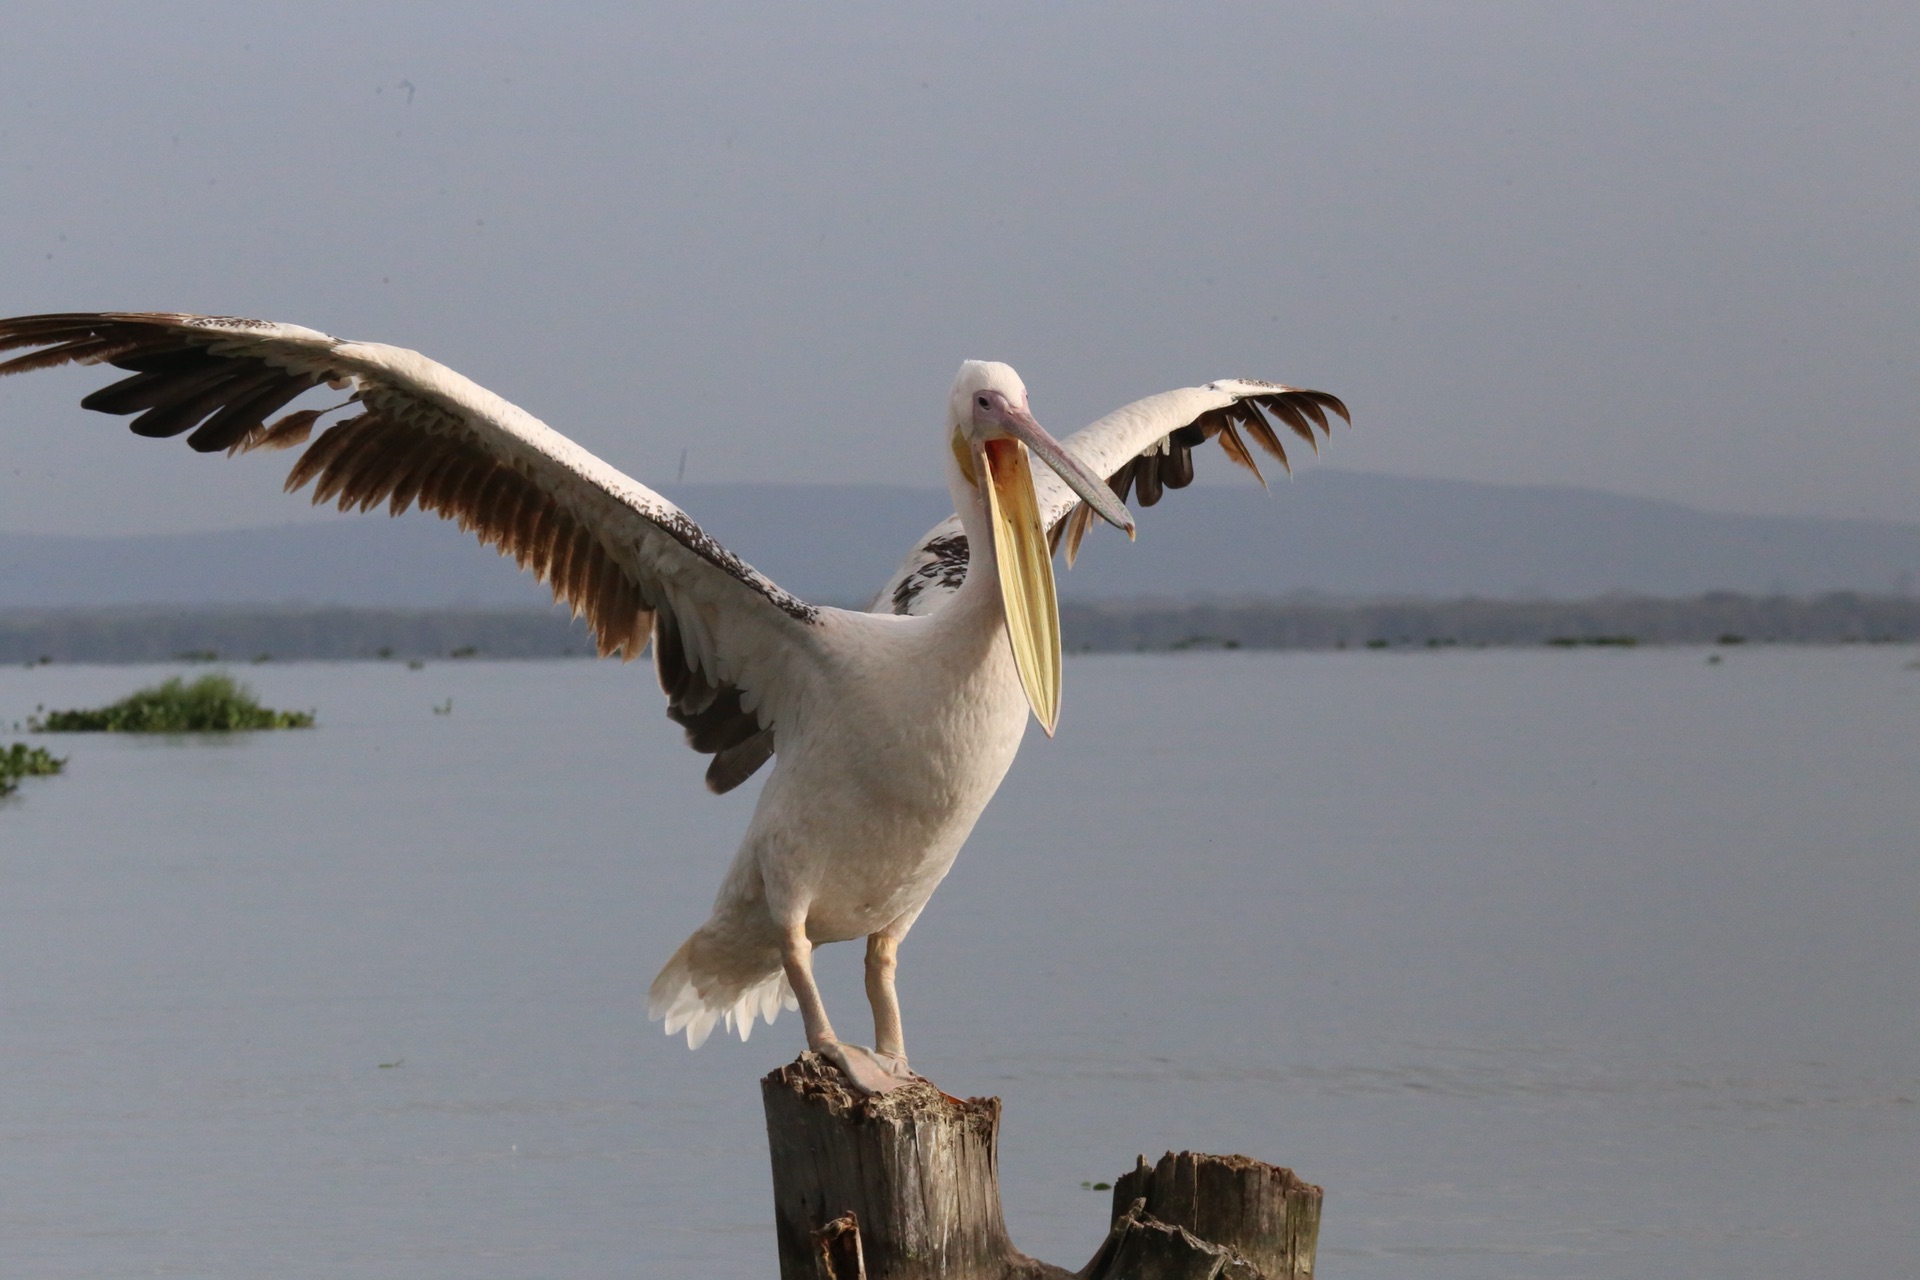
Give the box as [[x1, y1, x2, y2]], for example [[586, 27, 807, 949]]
[[0, 313, 1346, 1092]]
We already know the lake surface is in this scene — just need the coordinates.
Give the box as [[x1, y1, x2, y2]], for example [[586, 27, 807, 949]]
[[1, 649, 1915, 1278]]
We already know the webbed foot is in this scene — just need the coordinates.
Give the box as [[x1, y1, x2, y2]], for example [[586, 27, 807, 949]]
[[819, 1041, 916, 1095]]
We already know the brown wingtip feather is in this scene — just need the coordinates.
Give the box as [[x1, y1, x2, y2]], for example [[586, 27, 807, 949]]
[[229, 408, 323, 456], [1213, 414, 1268, 489], [0, 339, 138, 378], [1304, 389, 1351, 426], [0, 313, 218, 380], [1063, 500, 1095, 567], [1238, 405, 1294, 476], [1258, 396, 1319, 456]]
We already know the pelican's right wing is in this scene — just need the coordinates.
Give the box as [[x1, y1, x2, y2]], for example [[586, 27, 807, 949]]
[[872, 379, 1348, 616], [0, 312, 820, 792]]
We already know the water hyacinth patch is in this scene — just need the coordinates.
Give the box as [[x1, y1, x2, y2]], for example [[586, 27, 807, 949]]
[[31, 674, 315, 733], [0, 743, 65, 797]]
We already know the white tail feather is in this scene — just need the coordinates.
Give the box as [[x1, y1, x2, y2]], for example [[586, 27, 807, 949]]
[[647, 936, 796, 1049]]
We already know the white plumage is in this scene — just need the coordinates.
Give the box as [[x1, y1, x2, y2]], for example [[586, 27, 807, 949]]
[[0, 313, 1344, 1092]]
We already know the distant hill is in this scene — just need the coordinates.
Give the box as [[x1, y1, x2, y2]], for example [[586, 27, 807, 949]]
[[3, 472, 1918, 607]]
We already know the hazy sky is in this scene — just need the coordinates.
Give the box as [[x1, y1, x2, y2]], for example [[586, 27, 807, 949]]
[[2, 1, 1915, 535]]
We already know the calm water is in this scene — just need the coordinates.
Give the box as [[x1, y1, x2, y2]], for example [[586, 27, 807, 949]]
[[1, 649, 1915, 1278]]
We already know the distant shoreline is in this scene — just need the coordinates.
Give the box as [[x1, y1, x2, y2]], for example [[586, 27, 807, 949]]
[[3, 594, 1917, 665]]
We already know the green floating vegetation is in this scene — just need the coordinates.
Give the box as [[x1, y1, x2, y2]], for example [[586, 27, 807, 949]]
[[30, 673, 315, 733], [0, 743, 65, 797], [1167, 635, 1242, 652], [1545, 635, 1640, 648]]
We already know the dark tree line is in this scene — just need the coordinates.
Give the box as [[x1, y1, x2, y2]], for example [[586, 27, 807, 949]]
[[3, 593, 1918, 665]]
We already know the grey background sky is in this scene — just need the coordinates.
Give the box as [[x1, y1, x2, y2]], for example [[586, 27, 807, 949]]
[[2, 1, 1914, 536]]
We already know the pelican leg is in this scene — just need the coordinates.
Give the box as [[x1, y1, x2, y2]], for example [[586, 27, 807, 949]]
[[778, 924, 838, 1050], [865, 932, 907, 1063], [780, 922, 914, 1095]]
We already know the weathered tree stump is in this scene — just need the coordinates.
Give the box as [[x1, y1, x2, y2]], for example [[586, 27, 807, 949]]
[[1099, 1152, 1320, 1280], [762, 1053, 1064, 1280], [762, 1053, 1321, 1280]]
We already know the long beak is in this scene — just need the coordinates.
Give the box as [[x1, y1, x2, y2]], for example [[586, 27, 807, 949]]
[[1001, 406, 1136, 536], [983, 406, 1136, 735], [983, 437, 1063, 735]]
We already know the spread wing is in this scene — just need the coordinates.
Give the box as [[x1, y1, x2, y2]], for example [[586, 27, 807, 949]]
[[873, 379, 1349, 616], [0, 312, 819, 792]]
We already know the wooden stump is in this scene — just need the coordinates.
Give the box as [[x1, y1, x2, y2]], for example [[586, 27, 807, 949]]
[[761, 1053, 1067, 1280], [1101, 1151, 1320, 1280], [762, 1053, 1322, 1280]]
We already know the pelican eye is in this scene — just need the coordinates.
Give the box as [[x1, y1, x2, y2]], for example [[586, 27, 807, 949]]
[[975, 394, 990, 408]]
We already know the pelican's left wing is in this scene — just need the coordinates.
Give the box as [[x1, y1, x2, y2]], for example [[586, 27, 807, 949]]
[[0, 312, 822, 792], [873, 379, 1348, 616]]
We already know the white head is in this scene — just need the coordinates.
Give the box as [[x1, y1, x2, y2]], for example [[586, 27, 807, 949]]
[[948, 359, 1028, 434], [942, 360, 1133, 734]]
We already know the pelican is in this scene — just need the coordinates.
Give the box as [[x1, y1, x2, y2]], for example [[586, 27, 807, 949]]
[[0, 312, 1346, 1093]]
